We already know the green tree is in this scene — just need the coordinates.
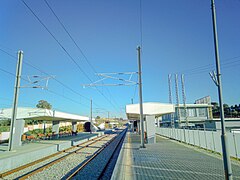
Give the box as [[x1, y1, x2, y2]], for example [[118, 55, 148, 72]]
[[35, 100, 52, 130], [96, 116, 101, 119], [223, 104, 230, 116], [36, 100, 52, 109], [232, 110, 238, 117], [211, 102, 220, 118]]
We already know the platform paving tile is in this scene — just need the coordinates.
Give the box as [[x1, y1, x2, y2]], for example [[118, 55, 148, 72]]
[[114, 133, 240, 180]]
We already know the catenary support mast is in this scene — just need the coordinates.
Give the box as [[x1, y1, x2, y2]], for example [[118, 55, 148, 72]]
[[137, 46, 145, 148], [8, 51, 23, 151], [211, 0, 232, 179]]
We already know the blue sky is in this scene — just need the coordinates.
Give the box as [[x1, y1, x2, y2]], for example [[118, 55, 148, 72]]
[[1, 0, 240, 118]]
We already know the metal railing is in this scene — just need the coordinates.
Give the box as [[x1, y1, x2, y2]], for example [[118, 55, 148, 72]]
[[156, 127, 240, 159]]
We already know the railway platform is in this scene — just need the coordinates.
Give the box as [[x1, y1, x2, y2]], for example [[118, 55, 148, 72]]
[[0, 132, 101, 173], [111, 132, 240, 180]]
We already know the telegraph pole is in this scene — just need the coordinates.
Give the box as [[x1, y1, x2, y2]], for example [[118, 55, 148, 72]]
[[137, 46, 145, 148], [211, 0, 232, 179], [8, 51, 23, 151]]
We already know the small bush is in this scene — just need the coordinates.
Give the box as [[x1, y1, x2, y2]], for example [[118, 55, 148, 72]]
[[0, 126, 10, 133]]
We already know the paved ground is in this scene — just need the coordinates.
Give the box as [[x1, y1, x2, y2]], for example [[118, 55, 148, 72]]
[[0, 133, 97, 160], [112, 132, 240, 180]]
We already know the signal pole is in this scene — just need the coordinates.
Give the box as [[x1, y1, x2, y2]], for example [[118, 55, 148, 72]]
[[8, 51, 23, 151], [211, 0, 232, 179], [137, 46, 145, 148]]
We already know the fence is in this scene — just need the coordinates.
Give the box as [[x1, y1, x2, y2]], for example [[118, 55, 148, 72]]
[[156, 127, 240, 159]]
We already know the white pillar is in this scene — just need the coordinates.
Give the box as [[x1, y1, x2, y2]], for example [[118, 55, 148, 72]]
[[72, 121, 77, 133], [52, 120, 60, 139], [12, 119, 24, 148], [137, 121, 140, 134], [145, 115, 156, 144]]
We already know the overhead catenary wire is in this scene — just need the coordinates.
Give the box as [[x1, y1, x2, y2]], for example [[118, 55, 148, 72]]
[[0, 47, 89, 101], [43, 0, 122, 115], [0, 47, 104, 110], [21, 0, 92, 82], [46, 89, 89, 109], [0, 67, 16, 77], [185, 60, 240, 76], [21, 0, 121, 114], [131, 0, 143, 103], [43, 0, 97, 74], [132, 75, 138, 101], [0, 63, 88, 108], [0, 97, 35, 107], [1, 48, 120, 116], [176, 55, 240, 76], [0, 57, 89, 110]]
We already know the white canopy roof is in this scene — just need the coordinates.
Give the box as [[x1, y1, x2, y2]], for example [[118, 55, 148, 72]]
[[0, 107, 89, 122], [126, 102, 175, 120]]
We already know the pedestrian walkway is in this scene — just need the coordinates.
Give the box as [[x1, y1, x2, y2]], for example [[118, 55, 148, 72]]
[[112, 132, 240, 180]]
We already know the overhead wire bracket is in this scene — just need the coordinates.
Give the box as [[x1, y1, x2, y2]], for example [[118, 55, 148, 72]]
[[82, 72, 138, 87], [21, 75, 55, 89]]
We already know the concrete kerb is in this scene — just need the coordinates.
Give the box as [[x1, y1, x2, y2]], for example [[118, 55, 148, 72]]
[[111, 132, 136, 180]]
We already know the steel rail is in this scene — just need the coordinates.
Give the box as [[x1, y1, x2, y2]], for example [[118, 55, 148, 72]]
[[98, 129, 127, 179], [0, 135, 104, 179], [65, 129, 127, 180], [17, 135, 109, 180]]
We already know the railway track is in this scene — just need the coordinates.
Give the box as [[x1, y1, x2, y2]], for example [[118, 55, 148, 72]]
[[0, 135, 108, 180], [0, 129, 127, 180], [66, 128, 127, 180]]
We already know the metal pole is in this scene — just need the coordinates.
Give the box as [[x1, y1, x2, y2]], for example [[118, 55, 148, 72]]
[[168, 74, 174, 128], [90, 98, 92, 133], [181, 74, 188, 126], [43, 121, 46, 134], [131, 98, 133, 104], [8, 50, 23, 151], [211, 0, 232, 179], [108, 111, 110, 129], [137, 46, 145, 148], [175, 74, 181, 128]]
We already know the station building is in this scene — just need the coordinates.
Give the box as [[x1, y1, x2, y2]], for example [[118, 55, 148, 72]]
[[161, 103, 213, 128], [126, 100, 240, 144]]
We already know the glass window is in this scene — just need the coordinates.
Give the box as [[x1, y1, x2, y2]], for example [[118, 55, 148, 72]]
[[188, 108, 196, 117], [180, 108, 186, 117], [198, 108, 207, 117]]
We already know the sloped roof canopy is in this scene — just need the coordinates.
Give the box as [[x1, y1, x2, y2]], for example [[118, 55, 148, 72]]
[[0, 107, 89, 122], [126, 102, 175, 120]]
